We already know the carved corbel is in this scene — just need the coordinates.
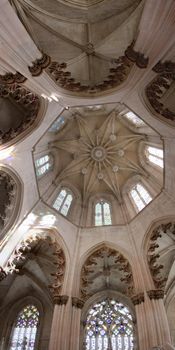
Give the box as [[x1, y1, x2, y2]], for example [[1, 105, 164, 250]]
[[53, 294, 69, 305], [125, 44, 149, 68], [131, 292, 144, 305], [0, 72, 27, 85], [147, 289, 164, 300], [29, 53, 51, 77], [72, 297, 85, 309]]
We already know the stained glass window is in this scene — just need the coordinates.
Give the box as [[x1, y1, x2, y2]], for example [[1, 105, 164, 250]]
[[49, 116, 65, 132], [84, 299, 135, 350], [130, 183, 152, 211], [145, 146, 163, 168], [125, 111, 145, 127], [53, 188, 73, 216], [9, 305, 39, 350], [95, 200, 112, 226], [35, 155, 52, 177]]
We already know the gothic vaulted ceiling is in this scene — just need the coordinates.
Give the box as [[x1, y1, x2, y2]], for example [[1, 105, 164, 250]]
[[34, 103, 163, 225], [11, 0, 145, 95]]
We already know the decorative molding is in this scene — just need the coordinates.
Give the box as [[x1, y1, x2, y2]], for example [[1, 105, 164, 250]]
[[80, 245, 134, 300], [72, 297, 85, 309], [0, 233, 66, 301], [147, 289, 164, 300], [0, 83, 40, 145], [146, 60, 175, 122], [0, 170, 18, 232], [125, 43, 149, 69], [147, 222, 175, 290], [29, 53, 51, 77], [131, 292, 144, 305], [53, 295, 69, 305], [0, 72, 27, 85]]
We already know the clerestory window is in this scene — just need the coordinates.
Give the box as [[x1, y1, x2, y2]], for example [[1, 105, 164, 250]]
[[53, 188, 73, 216], [145, 146, 163, 168], [130, 183, 152, 211], [49, 116, 65, 132], [95, 200, 112, 226], [9, 304, 39, 350], [125, 111, 145, 127], [35, 155, 52, 177]]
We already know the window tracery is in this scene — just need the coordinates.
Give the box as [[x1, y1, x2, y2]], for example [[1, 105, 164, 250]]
[[35, 155, 52, 177], [95, 200, 112, 226], [130, 183, 152, 211], [9, 304, 39, 350], [53, 188, 73, 216], [145, 146, 163, 168], [84, 298, 135, 350]]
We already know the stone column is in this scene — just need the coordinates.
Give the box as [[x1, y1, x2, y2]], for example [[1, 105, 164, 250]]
[[131, 292, 150, 350], [147, 289, 171, 347], [132, 289, 172, 350], [48, 295, 69, 350], [69, 297, 84, 350]]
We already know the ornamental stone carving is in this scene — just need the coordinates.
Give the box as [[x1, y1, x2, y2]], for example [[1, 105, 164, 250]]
[[0, 72, 27, 85], [145, 60, 175, 123], [131, 293, 144, 305], [147, 289, 164, 300], [147, 222, 175, 290], [125, 43, 149, 69], [0, 83, 40, 146], [28, 53, 51, 77], [0, 233, 66, 302], [80, 246, 134, 300], [72, 297, 85, 309], [54, 295, 69, 305], [0, 169, 21, 238]]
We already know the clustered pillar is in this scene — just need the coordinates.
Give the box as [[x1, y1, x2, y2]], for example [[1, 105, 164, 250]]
[[132, 289, 172, 350]]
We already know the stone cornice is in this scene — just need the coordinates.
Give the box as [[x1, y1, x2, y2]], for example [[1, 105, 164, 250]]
[[147, 289, 164, 300], [131, 292, 144, 305], [72, 297, 85, 309], [53, 295, 69, 305]]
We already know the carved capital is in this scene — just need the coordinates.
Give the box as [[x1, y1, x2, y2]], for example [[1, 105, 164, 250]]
[[53, 295, 69, 305], [29, 53, 51, 77], [125, 44, 149, 68], [131, 292, 144, 305], [0, 72, 27, 85], [72, 297, 85, 309], [147, 289, 164, 300]]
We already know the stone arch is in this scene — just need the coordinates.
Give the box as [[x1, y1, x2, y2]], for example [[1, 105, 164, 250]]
[[0, 165, 23, 240], [78, 243, 135, 302], [142, 216, 175, 291], [0, 230, 67, 304], [0, 83, 46, 148]]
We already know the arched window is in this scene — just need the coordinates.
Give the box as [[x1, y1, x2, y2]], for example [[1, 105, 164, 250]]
[[9, 304, 39, 350], [145, 146, 163, 168], [53, 188, 73, 216], [95, 200, 112, 226], [130, 183, 152, 211], [35, 154, 52, 177], [49, 115, 65, 132], [124, 111, 145, 127], [84, 298, 135, 350]]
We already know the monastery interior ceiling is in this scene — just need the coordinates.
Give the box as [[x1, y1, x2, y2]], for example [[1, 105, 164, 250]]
[[0, 0, 175, 350]]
